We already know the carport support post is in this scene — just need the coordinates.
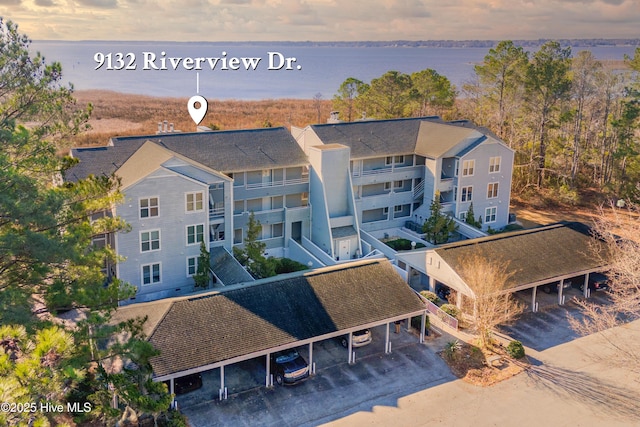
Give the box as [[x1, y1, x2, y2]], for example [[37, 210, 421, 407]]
[[169, 378, 175, 396], [531, 286, 538, 312], [420, 313, 426, 343], [308, 343, 314, 375], [385, 322, 391, 354], [219, 365, 226, 401], [348, 332, 354, 364], [558, 279, 565, 305], [583, 274, 589, 298], [265, 353, 271, 387]]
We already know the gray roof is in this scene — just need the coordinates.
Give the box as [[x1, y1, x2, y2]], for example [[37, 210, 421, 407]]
[[435, 222, 610, 291], [67, 127, 308, 181], [209, 246, 254, 285], [332, 226, 358, 239], [309, 117, 499, 160], [116, 259, 425, 378]]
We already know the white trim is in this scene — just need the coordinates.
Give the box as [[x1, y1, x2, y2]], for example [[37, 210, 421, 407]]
[[186, 256, 198, 277], [141, 262, 161, 286], [139, 196, 160, 219], [186, 224, 205, 246], [484, 206, 497, 224], [462, 159, 475, 177], [461, 185, 473, 202], [140, 229, 161, 253], [185, 191, 205, 213], [487, 182, 499, 199], [489, 156, 501, 173]]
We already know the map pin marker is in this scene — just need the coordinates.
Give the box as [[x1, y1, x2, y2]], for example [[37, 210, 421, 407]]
[[187, 95, 208, 125]]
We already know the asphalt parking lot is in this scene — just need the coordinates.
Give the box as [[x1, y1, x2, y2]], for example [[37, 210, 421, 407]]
[[501, 288, 611, 351], [179, 325, 456, 426], [177, 291, 617, 426]]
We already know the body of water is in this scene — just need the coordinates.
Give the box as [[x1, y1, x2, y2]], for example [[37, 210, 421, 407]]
[[31, 41, 637, 100]]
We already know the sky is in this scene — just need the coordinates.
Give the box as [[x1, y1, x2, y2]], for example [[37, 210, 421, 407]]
[[1, 0, 639, 42]]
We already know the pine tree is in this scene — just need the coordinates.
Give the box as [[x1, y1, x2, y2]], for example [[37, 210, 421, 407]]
[[422, 192, 458, 244]]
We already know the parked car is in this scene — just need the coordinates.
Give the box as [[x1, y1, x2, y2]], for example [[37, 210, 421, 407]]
[[165, 373, 203, 395], [582, 272, 610, 292], [541, 281, 572, 294], [271, 349, 309, 385], [339, 329, 372, 348]]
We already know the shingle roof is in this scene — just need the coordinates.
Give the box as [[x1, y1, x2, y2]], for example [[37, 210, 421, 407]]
[[309, 118, 426, 158], [209, 246, 254, 285], [435, 222, 609, 291], [67, 127, 308, 181], [309, 117, 498, 160], [126, 259, 424, 378]]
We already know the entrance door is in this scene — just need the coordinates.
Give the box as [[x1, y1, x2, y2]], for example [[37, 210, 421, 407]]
[[291, 221, 302, 242], [338, 239, 350, 261]]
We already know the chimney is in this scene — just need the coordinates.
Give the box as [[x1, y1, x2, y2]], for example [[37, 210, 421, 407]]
[[327, 111, 341, 123], [169, 123, 174, 132], [163, 120, 168, 132]]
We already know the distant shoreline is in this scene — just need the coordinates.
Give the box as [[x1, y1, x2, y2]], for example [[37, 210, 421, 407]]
[[34, 39, 640, 49]]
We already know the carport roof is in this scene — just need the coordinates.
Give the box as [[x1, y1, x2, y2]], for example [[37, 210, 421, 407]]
[[115, 259, 425, 379], [434, 222, 610, 292]]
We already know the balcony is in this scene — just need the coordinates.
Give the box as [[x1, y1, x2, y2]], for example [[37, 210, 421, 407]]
[[243, 177, 309, 190]]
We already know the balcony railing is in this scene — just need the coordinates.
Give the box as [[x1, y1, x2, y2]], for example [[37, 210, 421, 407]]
[[243, 177, 309, 189], [413, 180, 425, 200], [209, 207, 225, 218]]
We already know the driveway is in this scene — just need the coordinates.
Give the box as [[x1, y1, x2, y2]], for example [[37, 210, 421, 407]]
[[181, 327, 455, 427], [181, 302, 640, 427]]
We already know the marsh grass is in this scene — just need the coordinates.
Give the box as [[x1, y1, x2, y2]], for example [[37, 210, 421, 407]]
[[72, 90, 333, 147]]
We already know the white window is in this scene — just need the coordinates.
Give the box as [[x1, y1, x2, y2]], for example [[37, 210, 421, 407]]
[[186, 191, 204, 212], [394, 205, 403, 212], [139, 197, 159, 218], [489, 156, 501, 173], [187, 257, 198, 276], [462, 160, 475, 176], [384, 182, 391, 191], [461, 186, 473, 202], [395, 155, 404, 164], [487, 183, 499, 199], [140, 230, 160, 252], [187, 224, 204, 245], [394, 180, 403, 189], [459, 211, 467, 221], [382, 207, 389, 215], [454, 186, 458, 201], [234, 228, 243, 244], [485, 206, 497, 223], [142, 263, 161, 285], [454, 159, 459, 177], [385, 156, 393, 166]]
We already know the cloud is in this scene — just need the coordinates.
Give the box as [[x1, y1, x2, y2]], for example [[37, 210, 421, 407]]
[[75, 0, 118, 8], [35, 0, 56, 6], [0, 0, 21, 5]]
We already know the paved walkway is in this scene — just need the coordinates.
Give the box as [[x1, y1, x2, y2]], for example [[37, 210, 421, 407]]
[[322, 319, 640, 427]]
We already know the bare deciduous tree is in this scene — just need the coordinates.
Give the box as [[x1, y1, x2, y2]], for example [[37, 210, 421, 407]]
[[458, 252, 523, 349], [570, 203, 640, 369]]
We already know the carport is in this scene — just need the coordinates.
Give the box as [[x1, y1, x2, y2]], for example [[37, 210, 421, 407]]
[[397, 222, 609, 314], [113, 259, 427, 401]]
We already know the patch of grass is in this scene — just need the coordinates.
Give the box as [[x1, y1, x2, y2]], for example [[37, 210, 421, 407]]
[[384, 238, 425, 251]]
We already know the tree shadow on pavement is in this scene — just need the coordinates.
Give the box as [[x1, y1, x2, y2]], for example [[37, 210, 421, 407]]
[[520, 362, 640, 421]]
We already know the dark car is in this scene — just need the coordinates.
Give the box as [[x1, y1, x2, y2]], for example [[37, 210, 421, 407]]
[[582, 273, 610, 292], [165, 373, 203, 395], [541, 281, 572, 294], [271, 349, 309, 385], [339, 329, 372, 348]]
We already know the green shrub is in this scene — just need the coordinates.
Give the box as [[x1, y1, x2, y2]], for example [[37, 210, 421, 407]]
[[411, 315, 430, 333], [274, 257, 308, 274], [506, 340, 525, 359], [440, 304, 460, 319], [443, 339, 462, 359], [420, 290, 439, 304]]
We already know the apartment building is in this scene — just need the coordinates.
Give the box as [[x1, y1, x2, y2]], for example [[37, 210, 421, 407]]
[[67, 116, 513, 302]]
